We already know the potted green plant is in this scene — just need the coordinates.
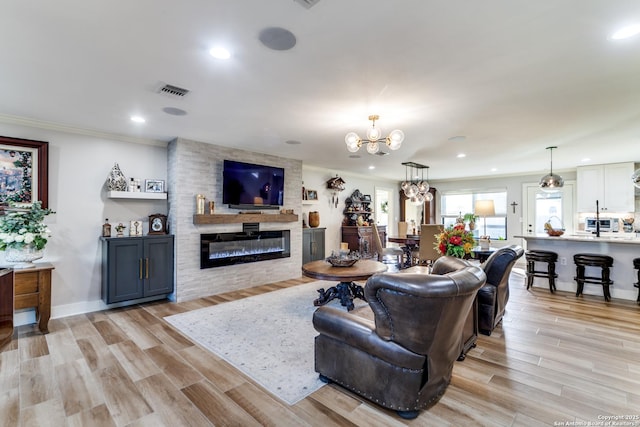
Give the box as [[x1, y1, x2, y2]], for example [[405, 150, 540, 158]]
[[0, 201, 54, 268], [463, 213, 478, 230]]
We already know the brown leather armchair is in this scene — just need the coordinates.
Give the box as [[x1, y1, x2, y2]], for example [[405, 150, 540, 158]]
[[312, 257, 486, 419], [477, 245, 524, 335]]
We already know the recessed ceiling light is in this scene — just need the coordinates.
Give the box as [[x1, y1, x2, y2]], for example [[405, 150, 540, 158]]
[[581, 157, 591, 162], [130, 116, 145, 123], [162, 107, 187, 116], [457, 153, 466, 158], [448, 136, 466, 142], [368, 166, 375, 170], [209, 46, 231, 59], [490, 168, 497, 172], [611, 24, 640, 40]]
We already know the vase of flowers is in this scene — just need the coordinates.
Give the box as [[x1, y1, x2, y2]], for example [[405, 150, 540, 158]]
[[0, 201, 54, 268], [435, 223, 476, 258]]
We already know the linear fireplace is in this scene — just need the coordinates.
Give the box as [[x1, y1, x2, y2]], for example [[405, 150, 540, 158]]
[[200, 229, 291, 269]]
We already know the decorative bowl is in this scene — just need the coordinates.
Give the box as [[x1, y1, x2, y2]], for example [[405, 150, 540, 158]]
[[326, 257, 358, 267], [546, 229, 565, 237]]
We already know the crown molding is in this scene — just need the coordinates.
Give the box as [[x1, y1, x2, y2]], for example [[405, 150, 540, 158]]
[[0, 114, 167, 147]]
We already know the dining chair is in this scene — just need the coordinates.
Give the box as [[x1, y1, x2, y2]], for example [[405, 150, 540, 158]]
[[371, 223, 404, 271], [397, 221, 408, 237], [416, 224, 444, 267]]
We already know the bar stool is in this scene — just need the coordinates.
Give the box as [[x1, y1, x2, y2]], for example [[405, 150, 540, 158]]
[[573, 254, 614, 301], [634, 258, 640, 304], [525, 250, 558, 292]]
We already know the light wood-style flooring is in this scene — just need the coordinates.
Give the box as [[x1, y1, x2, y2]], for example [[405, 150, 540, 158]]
[[1, 272, 640, 426]]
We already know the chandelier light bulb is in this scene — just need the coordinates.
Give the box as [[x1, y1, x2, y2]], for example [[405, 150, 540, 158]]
[[424, 192, 434, 202], [387, 129, 404, 150], [345, 132, 360, 145], [417, 180, 429, 193], [400, 181, 410, 191], [366, 141, 380, 154], [366, 125, 382, 142], [405, 183, 419, 198], [346, 142, 360, 153]]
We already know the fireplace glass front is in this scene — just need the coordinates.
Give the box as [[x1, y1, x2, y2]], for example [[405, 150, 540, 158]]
[[200, 230, 291, 269]]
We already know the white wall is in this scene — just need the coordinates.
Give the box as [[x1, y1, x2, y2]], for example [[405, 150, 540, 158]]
[[0, 122, 168, 322]]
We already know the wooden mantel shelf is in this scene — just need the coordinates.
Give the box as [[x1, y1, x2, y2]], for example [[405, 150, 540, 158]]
[[193, 213, 299, 224]]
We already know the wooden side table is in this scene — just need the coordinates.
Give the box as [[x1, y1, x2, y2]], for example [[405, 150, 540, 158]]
[[0, 268, 14, 348], [14, 262, 54, 334]]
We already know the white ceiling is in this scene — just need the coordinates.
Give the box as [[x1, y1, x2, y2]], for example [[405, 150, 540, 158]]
[[2, 1, 640, 181]]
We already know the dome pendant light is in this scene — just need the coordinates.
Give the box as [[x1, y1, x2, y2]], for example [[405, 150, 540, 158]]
[[632, 168, 640, 189], [539, 146, 564, 193]]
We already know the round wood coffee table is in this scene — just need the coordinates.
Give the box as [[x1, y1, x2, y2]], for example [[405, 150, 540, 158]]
[[302, 259, 387, 311]]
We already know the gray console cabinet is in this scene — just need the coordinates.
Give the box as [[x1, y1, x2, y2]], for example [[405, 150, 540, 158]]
[[101, 235, 174, 304], [303, 228, 325, 264]]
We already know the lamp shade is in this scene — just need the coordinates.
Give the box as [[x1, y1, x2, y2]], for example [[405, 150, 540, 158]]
[[474, 200, 495, 217]]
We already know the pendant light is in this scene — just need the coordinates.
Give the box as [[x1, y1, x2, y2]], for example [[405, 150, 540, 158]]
[[400, 162, 433, 205], [345, 115, 404, 154], [632, 168, 640, 189], [539, 146, 564, 193]]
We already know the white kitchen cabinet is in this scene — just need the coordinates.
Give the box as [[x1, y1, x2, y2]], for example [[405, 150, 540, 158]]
[[577, 162, 635, 213]]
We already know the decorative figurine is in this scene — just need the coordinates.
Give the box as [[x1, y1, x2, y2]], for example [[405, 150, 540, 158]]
[[106, 163, 128, 191], [115, 223, 126, 237], [102, 219, 111, 237]]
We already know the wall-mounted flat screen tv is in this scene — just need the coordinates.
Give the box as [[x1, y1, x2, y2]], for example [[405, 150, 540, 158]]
[[222, 160, 285, 209]]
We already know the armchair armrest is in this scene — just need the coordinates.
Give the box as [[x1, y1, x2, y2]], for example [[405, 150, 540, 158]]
[[313, 306, 425, 370]]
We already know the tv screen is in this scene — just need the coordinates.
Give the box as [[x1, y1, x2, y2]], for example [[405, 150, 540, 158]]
[[222, 160, 285, 208]]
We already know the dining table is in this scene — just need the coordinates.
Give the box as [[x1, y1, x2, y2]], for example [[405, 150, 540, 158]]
[[387, 234, 421, 268]]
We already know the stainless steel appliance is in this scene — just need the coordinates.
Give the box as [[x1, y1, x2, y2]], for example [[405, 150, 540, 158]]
[[585, 217, 619, 233]]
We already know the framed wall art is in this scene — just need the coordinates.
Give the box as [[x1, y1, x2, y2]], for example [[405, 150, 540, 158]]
[[305, 189, 318, 201], [0, 136, 49, 208], [145, 179, 165, 193]]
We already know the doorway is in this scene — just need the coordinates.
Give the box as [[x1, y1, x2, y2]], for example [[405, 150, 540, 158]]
[[522, 181, 575, 239], [374, 186, 394, 231]]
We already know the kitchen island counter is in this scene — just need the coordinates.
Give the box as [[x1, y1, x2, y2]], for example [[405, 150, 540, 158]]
[[515, 234, 639, 301]]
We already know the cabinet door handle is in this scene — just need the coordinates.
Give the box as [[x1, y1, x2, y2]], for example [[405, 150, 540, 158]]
[[145, 258, 149, 279], [139, 259, 143, 279]]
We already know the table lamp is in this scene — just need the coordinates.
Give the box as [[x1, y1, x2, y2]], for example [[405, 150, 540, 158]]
[[474, 200, 495, 238]]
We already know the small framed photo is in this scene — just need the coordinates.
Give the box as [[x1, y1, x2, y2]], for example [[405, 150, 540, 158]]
[[362, 194, 372, 202], [129, 220, 143, 236], [145, 179, 165, 193], [305, 189, 318, 201]]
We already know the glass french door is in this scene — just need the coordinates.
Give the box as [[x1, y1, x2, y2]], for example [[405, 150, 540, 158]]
[[523, 182, 574, 237]]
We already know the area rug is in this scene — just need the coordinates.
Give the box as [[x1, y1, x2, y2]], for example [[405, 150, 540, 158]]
[[164, 280, 368, 405]]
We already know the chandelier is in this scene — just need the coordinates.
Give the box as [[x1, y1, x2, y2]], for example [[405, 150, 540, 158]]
[[401, 162, 433, 206], [539, 146, 564, 192], [345, 115, 404, 154]]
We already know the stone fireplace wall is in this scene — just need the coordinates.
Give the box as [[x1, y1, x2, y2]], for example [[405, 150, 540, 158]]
[[167, 138, 303, 302]]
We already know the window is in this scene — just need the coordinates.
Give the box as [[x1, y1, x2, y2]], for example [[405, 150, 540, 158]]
[[440, 190, 507, 239]]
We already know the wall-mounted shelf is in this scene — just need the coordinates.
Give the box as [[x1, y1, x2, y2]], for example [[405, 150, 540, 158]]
[[193, 213, 299, 224], [302, 200, 319, 205], [108, 191, 167, 200]]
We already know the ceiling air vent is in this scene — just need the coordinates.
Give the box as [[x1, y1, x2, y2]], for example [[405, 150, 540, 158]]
[[158, 84, 190, 97], [294, 0, 321, 9]]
